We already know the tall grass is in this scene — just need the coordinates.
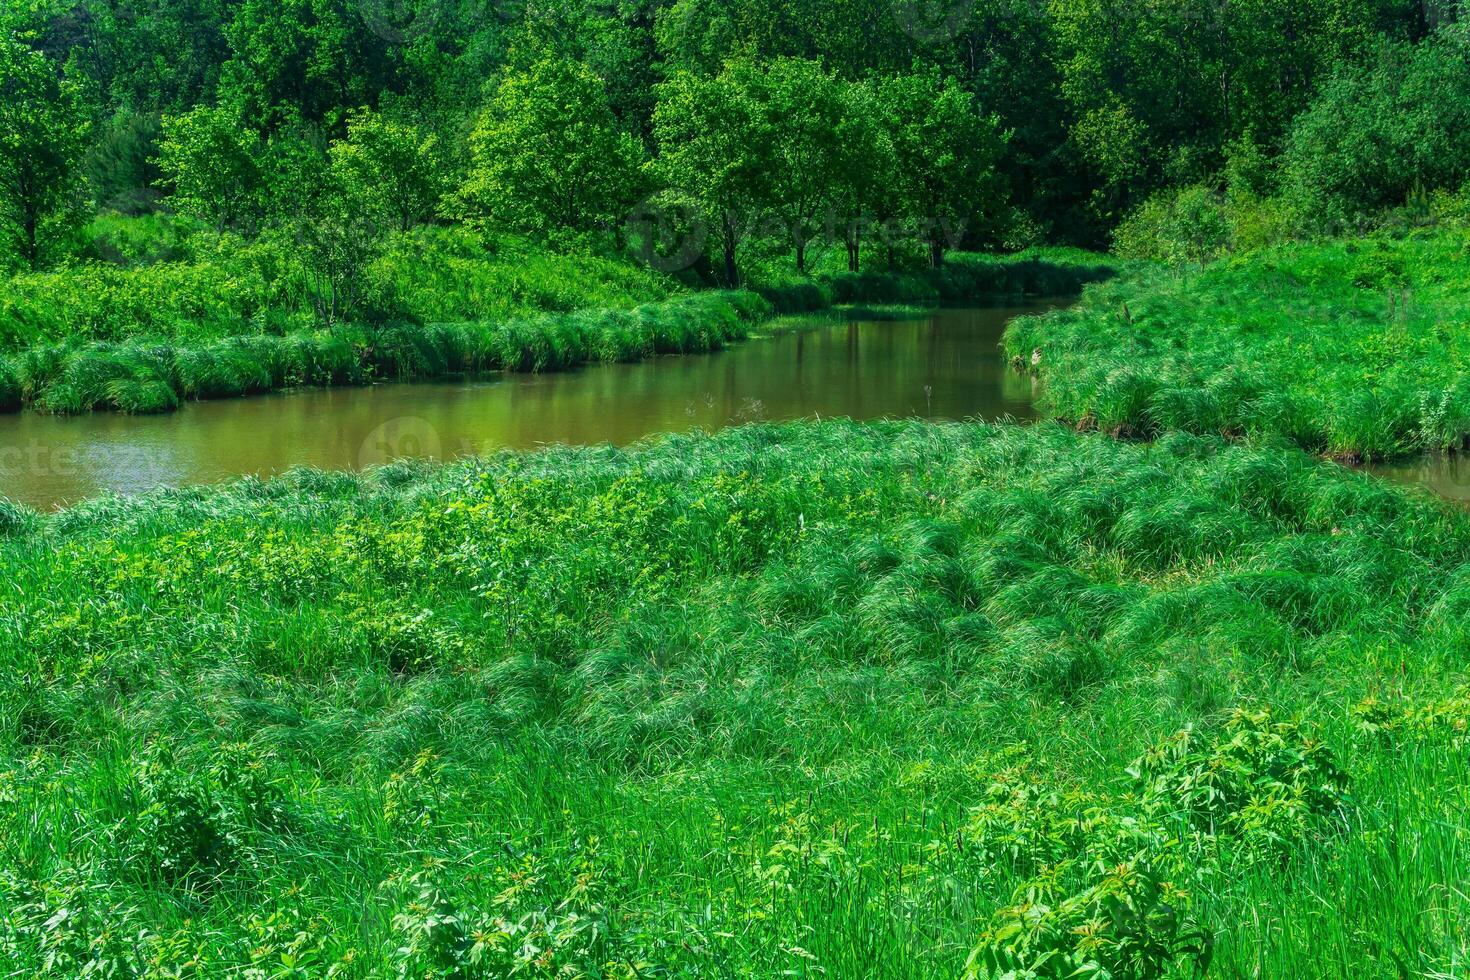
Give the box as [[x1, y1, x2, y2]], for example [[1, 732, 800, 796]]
[[0, 241, 1112, 415], [0, 225, 678, 350], [2, 420, 1468, 975], [1006, 230, 1470, 461], [0, 291, 769, 414]]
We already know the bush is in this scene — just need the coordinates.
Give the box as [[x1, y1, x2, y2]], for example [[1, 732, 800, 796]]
[[1283, 24, 1470, 226], [110, 742, 288, 891], [1115, 186, 1232, 266], [1131, 708, 1352, 850]]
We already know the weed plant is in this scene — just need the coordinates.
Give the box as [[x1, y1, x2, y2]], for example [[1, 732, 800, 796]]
[[2, 420, 1468, 975]]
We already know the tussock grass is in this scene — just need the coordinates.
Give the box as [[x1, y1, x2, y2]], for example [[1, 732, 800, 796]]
[[2, 421, 1468, 974], [1007, 231, 1470, 460], [1, 248, 1111, 415]]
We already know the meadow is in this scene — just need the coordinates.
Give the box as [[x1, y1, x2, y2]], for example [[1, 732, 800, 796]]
[[1005, 231, 1470, 461], [3, 420, 1469, 977], [0, 219, 1112, 416]]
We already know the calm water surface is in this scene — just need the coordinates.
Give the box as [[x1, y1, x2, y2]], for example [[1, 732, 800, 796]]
[[1360, 455, 1470, 504], [0, 304, 1055, 510]]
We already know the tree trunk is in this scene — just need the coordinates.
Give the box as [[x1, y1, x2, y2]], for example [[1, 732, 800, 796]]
[[795, 237, 807, 275], [846, 229, 860, 273], [929, 238, 945, 269], [23, 210, 38, 271], [721, 214, 739, 287]]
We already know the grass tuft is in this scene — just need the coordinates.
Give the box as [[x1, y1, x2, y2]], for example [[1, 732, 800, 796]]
[[1008, 232, 1470, 460], [2, 420, 1468, 974]]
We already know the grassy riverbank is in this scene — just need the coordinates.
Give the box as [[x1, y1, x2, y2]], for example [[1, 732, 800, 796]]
[[0, 229, 1112, 415], [1005, 231, 1470, 461], [3, 420, 1468, 976]]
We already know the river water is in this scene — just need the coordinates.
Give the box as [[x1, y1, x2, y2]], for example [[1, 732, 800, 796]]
[[0, 304, 1056, 510]]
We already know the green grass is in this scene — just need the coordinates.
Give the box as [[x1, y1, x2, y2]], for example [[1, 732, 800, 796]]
[[1005, 231, 1470, 461], [3, 420, 1469, 975], [2, 292, 769, 414], [0, 240, 1112, 415], [0, 225, 679, 351]]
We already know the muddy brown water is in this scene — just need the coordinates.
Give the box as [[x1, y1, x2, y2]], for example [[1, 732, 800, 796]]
[[0, 304, 1058, 510], [1359, 455, 1470, 505]]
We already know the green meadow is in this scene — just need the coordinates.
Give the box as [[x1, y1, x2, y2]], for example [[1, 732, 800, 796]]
[[1005, 232, 1470, 461], [8, 1, 1470, 975], [4, 421, 1469, 976]]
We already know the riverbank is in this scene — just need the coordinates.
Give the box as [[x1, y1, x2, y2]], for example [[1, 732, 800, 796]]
[[1004, 231, 1470, 461], [0, 304, 1050, 510], [3, 420, 1468, 975], [0, 246, 1113, 416]]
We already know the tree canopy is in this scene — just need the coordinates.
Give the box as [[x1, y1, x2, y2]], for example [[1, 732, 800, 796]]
[[3, 0, 1468, 270]]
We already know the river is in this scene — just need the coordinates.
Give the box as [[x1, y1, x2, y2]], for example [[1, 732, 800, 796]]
[[0, 304, 1057, 510]]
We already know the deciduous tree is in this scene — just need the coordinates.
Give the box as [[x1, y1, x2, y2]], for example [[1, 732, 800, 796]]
[[457, 57, 644, 237], [0, 29, 90, 269], [651, 61, 770, 285]]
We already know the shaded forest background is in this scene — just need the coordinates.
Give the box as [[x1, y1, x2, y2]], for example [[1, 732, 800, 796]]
[[3, 0, 1470, 281]]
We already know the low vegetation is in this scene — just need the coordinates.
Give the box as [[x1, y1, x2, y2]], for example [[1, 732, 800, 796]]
[[0, 234, 1112, 415], [3, 420, 1469, 975], [1006, 231, 1470, 461]]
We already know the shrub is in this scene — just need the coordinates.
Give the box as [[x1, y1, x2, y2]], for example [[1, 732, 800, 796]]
[[1283, 24, 1470, 225], [1130, 708, 1352, 850], [968, 859, 1210, 980], [109, 742, 288, 891], [1114, 186, 1232, 266]]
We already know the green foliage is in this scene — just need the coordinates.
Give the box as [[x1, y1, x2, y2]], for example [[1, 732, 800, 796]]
[[879, 67, 1008, 266], [155, 105, 265, 232], [651, 60, 771, 285], [1284, 23, 1470, 226], [970, 861, 1209, 980], [1008, 231, 1470, 459], [219, 0, 374, 132], [86, 110, 165, 215], [330, 108, 444, 233], [110, 741, 288, 890], [1132, 708, 1352, 849], [1115, 187, 1234, 266], [3, 422, 1470, 973], [1050, 0, 1394, 227], [754, 58, 849, 273], [0, 27, 91, 270], [457, 57, 644, 237]]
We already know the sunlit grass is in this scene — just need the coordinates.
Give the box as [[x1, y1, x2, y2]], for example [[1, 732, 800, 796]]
[[3, 420, 1468, 975], [0, 244, 1113, 415], [1006, 231, 1470, 460]]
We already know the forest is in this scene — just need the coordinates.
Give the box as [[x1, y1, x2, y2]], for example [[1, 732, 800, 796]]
[[6, 1, 1470, 977], [4, 0, 1468, 275]]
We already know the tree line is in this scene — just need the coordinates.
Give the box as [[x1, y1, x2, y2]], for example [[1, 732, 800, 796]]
[[2, 0, 1469, 276]]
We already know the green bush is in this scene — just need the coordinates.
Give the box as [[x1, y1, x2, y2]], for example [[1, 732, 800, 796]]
[[1283, 24, 1470, 226], [109, 742, 287, 891], [1131, 708, 1352, 849], [1115, 186, 1232, 265]]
